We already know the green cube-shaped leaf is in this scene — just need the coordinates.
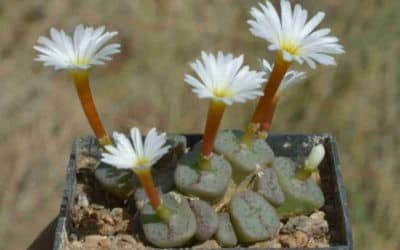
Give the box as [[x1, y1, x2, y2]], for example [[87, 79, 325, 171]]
[[254, 168, 285, 206], [215, 212, 238, 247], [229, 191, 280, 243], [140, 193, 197, 248], [175, 142, 232, 202], [214, 130, 274, 182], [189, 199, 218, 242], [272, 157, 325, 217]]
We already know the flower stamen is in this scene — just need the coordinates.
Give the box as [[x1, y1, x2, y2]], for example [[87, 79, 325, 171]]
[[248, 0, 344, 68], [213, 88, 232, 99], [280, 39, 301, 56]]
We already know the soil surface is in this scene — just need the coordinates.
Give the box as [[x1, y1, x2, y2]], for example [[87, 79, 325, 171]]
[[66, 153, 330, 249]]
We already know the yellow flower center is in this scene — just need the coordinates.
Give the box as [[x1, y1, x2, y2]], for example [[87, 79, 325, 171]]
[[213, 88, 232, 98], [73, 56, 90, 65], [280, 39, 300, 56], [135, 157, 150, 167]]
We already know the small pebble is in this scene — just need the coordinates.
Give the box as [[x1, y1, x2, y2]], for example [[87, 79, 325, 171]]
[[102, 214, 114, 225], [120, 234, 137, 244], [91, 204, 105, 210], [279, 234, 297, 248], [192, 240, 220, 249], [251, 238, 282, 248], [294, 231, 308, 247], [307, 237, 330, 248], [98, 238, 111, 248], [310, 211, 325, 220], [98, 224, 114, 236], [281, 214, 329, 237], [69, 240, 82, 248], [84, 235, 107, 246], [70, 233, 78, 241], [78, 193, 89, 207], [111, 207, 123, 220], [283, 142, 291, 148]]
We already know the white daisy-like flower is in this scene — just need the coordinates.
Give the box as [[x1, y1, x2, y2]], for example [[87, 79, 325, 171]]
[[101, 127, 171, 171], [248, 0, 344, 68], [261, 59, 305, 94], [185, 51, 265, 105], [34, 24, 120, 70]]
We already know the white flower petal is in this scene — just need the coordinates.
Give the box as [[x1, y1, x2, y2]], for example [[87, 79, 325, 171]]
[[185, 51, 265, 104], [282, 50, 294, 62], [248, 0, 344, 69], [101, 127, 170, 171], [34, 25, 120, 70], [131, 127, 144, 158]]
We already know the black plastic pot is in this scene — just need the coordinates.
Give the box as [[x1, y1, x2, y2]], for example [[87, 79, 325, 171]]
[[52, 133, 352, 250]]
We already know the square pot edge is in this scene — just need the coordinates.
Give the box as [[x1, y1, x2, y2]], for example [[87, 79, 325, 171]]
[[324, 135, 352, 249], [53, 137, 79, 250], [53, 133, 353, 250]]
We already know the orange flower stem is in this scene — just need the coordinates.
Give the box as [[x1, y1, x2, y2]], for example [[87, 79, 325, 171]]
[[136, 169, 171, 222], [259, 95, 279, 139], [242, 53, 291, 144], [71, 70, 112, 147], [199, 100, 226, 171]]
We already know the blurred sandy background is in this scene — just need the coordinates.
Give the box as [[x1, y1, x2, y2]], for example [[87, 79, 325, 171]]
[[0, 0, 399, 249]]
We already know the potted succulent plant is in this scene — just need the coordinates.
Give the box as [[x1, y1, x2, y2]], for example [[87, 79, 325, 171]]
[[34, 0, 351, 249]]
